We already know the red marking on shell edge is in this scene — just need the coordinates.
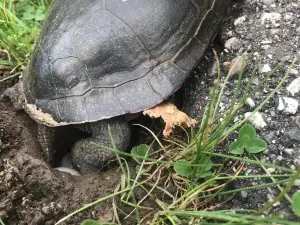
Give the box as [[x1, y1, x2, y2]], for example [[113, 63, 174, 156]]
[[227, 7, 231, 14], [212, 33, 218, 41], [190, 0, 201, 13], [173, 86, 181, 94]]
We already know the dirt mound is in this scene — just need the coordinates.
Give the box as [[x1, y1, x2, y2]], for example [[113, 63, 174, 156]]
[[0, 105, 120, 225]]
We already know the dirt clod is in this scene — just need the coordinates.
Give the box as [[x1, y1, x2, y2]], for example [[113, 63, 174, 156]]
[[0, 105, 120, 224]]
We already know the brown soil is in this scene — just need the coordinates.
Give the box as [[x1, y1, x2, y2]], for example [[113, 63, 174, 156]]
[[0, 102, 121, 225]]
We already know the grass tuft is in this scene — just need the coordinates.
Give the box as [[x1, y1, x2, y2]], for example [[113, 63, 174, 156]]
[[57, 57, 299, 225], [0, 0, 51, 70]]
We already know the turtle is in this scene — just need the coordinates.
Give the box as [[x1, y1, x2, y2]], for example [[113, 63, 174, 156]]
[[2, 0, 231, 175]]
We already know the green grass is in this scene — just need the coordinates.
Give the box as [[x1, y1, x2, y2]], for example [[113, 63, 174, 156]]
[[56, 57, 300, 225], [0, 0, 51, 70], [0, 1, 300, 225]]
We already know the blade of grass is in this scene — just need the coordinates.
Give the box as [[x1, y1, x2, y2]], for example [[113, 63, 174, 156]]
[[163, 210, 300, 225], [252, 154, 293, 203], [254, 167, 300, 215]]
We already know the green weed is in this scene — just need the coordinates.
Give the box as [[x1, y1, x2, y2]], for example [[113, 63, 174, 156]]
[[81, 219, 117, 225], [292, 191, 300, 216], [0, 0, 51, 69], [131, 144, 150, 164], [55, 57, 300, 225], [229, 123, 267, 154]]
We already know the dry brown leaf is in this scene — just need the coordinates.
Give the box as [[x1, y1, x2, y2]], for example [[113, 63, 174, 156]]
[[143, 103, 198, 138]]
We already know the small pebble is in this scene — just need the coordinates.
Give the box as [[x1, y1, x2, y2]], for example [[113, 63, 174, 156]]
[[287, 77, 300, 96], [261, 13, 281, 26], [263, 132, 276, 144], [294, 180, 300, 187], [225, 37, 241, 50], [277, 97, 298, 114], [290, 165, 296, 170], [290, 69, 299, 75], [246, 98, 255, 108], [260, 64, 271, 73], [261, 45, 271, 50], [248, 196, 259, 209], [270, 28, 280, 35], [285, 127, 300, 142], [262, 0, 275, 5], [283, 148, 294, 155], [284, 12, 294, 21], [244, 112, 267, 129], [268, 144, 277, 151], [260, 40, 272, 44], [294, 159, 300, 167], [234, 16, 246, 26], [240, 191, 248, 198], [266, 168, 276, 173]]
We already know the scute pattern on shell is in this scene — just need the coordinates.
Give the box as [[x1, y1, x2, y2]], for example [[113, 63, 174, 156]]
[[23, 0, 230, 125]]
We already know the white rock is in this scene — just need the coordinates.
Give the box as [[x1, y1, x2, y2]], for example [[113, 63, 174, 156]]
[[290, 165, 296, 170], [284, 12, 294, 21], [261, 45, 271, 50], [277, 97, 298, 114], [270, 29, 280, 35], [260, 64, 272, 73], [234, 16, 246, 26], [294, 159, 300, 167], [290, 69, 299, 75], [227, 31, 234, 37], [55, 167, 81, 176], [260, 40, 272, 44], [262, 0, 275, 5], [294, 180, 300, 187], [233, 116, 240, 123], [287, 77, 300, 95], [244, 112, 267, 129], [261, 13, 281, 25], [266, 168, 275, 173], [283, 148, 294, 155], [225, 37, 240, 50], [240, 191, 248, 198], [246, 98, 255, 108]]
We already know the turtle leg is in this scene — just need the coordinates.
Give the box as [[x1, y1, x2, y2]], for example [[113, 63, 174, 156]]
[[71, 117, 131, 175], [37, 124, 56, 165]]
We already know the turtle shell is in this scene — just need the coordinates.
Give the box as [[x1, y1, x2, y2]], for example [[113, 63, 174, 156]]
[[23, 0, 230, 126]]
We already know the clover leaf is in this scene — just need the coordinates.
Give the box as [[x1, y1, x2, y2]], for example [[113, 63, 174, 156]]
[[229, 124, 267, 154], [131, 144, 149, 163]]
